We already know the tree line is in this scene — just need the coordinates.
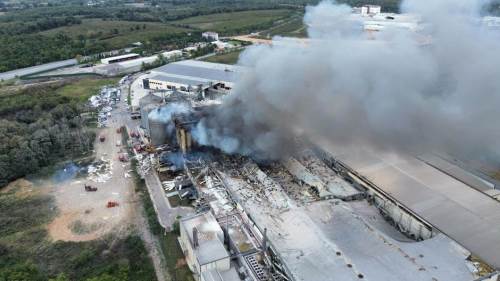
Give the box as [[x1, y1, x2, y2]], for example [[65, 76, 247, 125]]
[[0, 16, 82, 36], [0, 84, 96, 187]]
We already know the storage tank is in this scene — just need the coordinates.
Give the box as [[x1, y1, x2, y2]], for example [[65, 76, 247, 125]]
[[141, 103, 160, 132], [148, 117, 168, 146], [139, 93, 163, 131]]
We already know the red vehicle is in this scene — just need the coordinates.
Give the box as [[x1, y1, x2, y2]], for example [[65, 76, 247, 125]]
[[107, 201, 119, 208]]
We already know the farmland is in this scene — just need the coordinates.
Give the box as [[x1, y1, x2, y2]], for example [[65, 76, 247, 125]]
[[172, 9, 295, 35], [41, 19, 192, 50], [202, 49, 244, 64]]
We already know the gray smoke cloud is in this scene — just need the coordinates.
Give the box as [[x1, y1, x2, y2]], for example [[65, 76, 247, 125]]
[[149, 102, 191, 138], [192, 0, 500, 160]]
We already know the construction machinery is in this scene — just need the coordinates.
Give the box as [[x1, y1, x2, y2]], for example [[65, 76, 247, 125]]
[[84, 184, 98, 192]]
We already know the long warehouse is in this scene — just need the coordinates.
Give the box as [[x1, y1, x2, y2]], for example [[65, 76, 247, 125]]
[[317, 140, 500, 270]]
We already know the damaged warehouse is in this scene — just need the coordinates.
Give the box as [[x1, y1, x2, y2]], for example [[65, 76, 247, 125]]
[[129, 2, 500, 278], [137, 95, 498, 281]]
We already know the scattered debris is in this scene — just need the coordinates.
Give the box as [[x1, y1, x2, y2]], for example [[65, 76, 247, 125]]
[[84, 184, 98, 192]]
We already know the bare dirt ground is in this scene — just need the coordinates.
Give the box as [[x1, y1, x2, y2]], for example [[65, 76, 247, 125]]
[[1, 178, 50, 198], [41, 82, 168, 281], [47, 123, 137, 242]]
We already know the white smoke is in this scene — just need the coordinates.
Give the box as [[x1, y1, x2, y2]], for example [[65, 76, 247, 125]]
[[192, 0, 500, 161], [149, 102, 191, 139], [148, 103, 190, 123]]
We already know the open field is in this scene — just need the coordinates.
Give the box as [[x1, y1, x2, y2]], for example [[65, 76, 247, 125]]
[[172, 9, 294, 34], [55, 77, 119, 101], [259, 16, 307, 38], [40, 19, 192, 49], [202, 49, 244, 64]]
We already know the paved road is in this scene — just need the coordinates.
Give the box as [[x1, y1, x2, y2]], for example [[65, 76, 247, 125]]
[[144, 172, 174, 229], [113, 80, 170, 281], [0, 59, 77, 81]]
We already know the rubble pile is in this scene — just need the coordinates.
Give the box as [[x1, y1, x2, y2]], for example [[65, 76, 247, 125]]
[[88, 86, 121, 128], [87, 157, 113, 183]]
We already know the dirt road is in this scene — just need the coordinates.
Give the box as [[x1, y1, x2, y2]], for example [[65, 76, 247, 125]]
[[48, 123, 136, 241]]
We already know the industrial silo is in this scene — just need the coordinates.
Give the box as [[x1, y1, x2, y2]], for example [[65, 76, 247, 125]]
[[139, 93, 163, 130], [148, 117, 168, 146], [141, 103, 160, 133]]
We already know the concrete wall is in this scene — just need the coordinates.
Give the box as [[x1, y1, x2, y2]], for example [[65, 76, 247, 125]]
[[148, 79, 193, 92], [314, 148, 436, 241], [179, 224, 200, 275], [372, 194, 435, 240]]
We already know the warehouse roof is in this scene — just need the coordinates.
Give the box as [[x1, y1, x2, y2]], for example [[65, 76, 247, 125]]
[[201, 267, 240, 281], [221, 174, 474, 281], [180, 212, 229, 266], [153, 60, 244, 85], [317, 140, 500, 270], [149, 73, 211, 89], [418, 154, 495, 192], [101, 53, 139, 63]]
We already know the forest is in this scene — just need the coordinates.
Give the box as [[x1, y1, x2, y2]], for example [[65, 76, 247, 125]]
[[0, 83, 96, 187]]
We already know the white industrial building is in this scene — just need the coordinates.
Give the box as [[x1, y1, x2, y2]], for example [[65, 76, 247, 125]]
[[179, 212, 239, 281], [202, 31, 219, 41], [358, 4, 381, 16], [349, 5, 421, 32], [144, 60, 244, 93], [101, 53, 140, 64], [161, 50, 183, 60]]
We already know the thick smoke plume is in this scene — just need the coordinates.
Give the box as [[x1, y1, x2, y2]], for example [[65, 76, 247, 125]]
[[193, 0, 500, 160], [149, 102, 190, 137]]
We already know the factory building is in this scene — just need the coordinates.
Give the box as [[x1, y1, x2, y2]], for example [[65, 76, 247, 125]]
[[202, 31, 219, 41], [143, 60, 243, 92], [101, 53, 140, 64], [349, 5, 421, 32], [359, 4, 381, 16], [179, 212, 239, 281], [161, 50, 183, 60]]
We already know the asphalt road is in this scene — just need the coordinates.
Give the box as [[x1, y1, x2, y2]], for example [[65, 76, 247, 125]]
[[0, 59, 77, 81]]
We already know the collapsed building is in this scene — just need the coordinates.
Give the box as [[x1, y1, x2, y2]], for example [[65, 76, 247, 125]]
[[136, 59, 500, 281]]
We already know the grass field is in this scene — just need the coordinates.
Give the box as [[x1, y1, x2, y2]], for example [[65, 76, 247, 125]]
[[41, 19, 192, 49], [0, 181, 156, 281], [259, 16, 307, 38], [202, 49, 244, 65], [159, 232, 195, 281], [55, 77, 119, 102], [172, 9, 294, 34]]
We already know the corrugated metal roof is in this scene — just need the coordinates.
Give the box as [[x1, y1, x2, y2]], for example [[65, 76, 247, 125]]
[[149, 73, 210, 88], [318, 141, 500, 270], [418, 154, 494, 192], [153, 60, 243, 84]]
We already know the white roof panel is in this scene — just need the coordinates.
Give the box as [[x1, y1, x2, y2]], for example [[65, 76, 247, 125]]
[[317, 141, 500, 269]]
